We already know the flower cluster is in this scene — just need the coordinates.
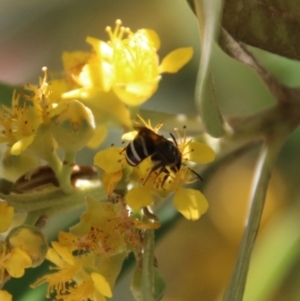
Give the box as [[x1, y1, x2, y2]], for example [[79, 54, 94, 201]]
[[0, 69, 95, 193], [0, 18, 214, 301], [0, 20, 193, 185], [95, 117, 215, 221], [32, 196, 143, 301]]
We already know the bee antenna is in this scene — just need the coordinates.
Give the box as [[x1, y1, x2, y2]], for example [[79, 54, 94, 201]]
[[182, 163, 203, 181], [169, 133, 178, 146]]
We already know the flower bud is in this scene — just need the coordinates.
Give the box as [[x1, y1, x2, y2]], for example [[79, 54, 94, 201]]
[[5, 225, 48, 267], [51, 100, 95, 152], [131, 266, 166, 301]]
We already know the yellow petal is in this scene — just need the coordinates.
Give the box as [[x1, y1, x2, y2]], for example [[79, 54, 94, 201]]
[[185, 141, 215, 164], [70, 196, 122, 236], [10, 135, 35, 156], [94, 147, 126, 173], [125, 186, 153, 209], [79, 59, 113, 91], [122, 130, 137, 141], [159, 47, 193, 74], [137, 29, 161, 50], [0, 290, 12, 301], [45, 247, 66, 267], [86, 37, 112, 60], [113, 80, 160, 106], [62, 51, 91, 75], [48, 79, 70, 102], [0, 202, 14, 232], [102, 171, 123, 195], [4, 247, 32, 278], [58, 231, 78, 249], [51, 241, 74, 266], [87, 124, 107, 149], [173, 187, 208, 221], [91, 272, 113, 298]]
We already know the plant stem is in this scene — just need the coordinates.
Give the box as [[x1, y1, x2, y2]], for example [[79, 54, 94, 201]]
[[223, 136, 285, 301], [58, 151, 76, 193], [142, 229, 155, 301], [2, 180, 105, 215]]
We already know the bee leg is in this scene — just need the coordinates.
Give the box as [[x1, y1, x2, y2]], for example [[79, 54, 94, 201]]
[[143, 161, 162, 185], [160, 167, 170, 189]]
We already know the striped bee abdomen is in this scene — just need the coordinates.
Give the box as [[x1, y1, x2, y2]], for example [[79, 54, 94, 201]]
[[125, 131, 156, 166]]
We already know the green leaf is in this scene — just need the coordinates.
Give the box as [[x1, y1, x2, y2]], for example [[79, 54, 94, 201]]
[[222, 0, 300, 60], [223, 137, 287, 301], [192, 0, 226, 137], [244, 204, 300, 301]]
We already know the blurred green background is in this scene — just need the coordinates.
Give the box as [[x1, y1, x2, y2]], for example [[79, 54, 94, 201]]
[[1, 1, 300, 300]]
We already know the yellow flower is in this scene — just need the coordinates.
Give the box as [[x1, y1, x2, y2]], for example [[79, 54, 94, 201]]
[[94, 117, 215, 220], [62, 19, 193, 134], [126, 161, 210, 221], [94, 146, 128, 194], [61, 48, 132, 131], [6, 225, 48, 267], [0, 91, 41, 156], [32, 240, 83, 298], [86, 19, 193, 106], [0, 70, 65, 158], [32, 221, 127, 300], [70, 196, 142, 255]]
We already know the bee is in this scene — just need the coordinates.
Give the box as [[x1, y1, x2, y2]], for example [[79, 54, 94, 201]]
[[124, 126, 182, 186]]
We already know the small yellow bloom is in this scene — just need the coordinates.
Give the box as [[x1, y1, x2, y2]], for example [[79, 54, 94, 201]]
[[0, 92, 41, 156], [91, 272, 112, 298], [86, 20, 193, 106], [0, 70, 71, 160], [102, 170, 123, 195], [6, 225, 48, 267], [25, 67, 67, 124], [32, 241, 82, 297], [62, 19, 193, 133], [94, 117, 215, 220], [70, 196, 141, 255]]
